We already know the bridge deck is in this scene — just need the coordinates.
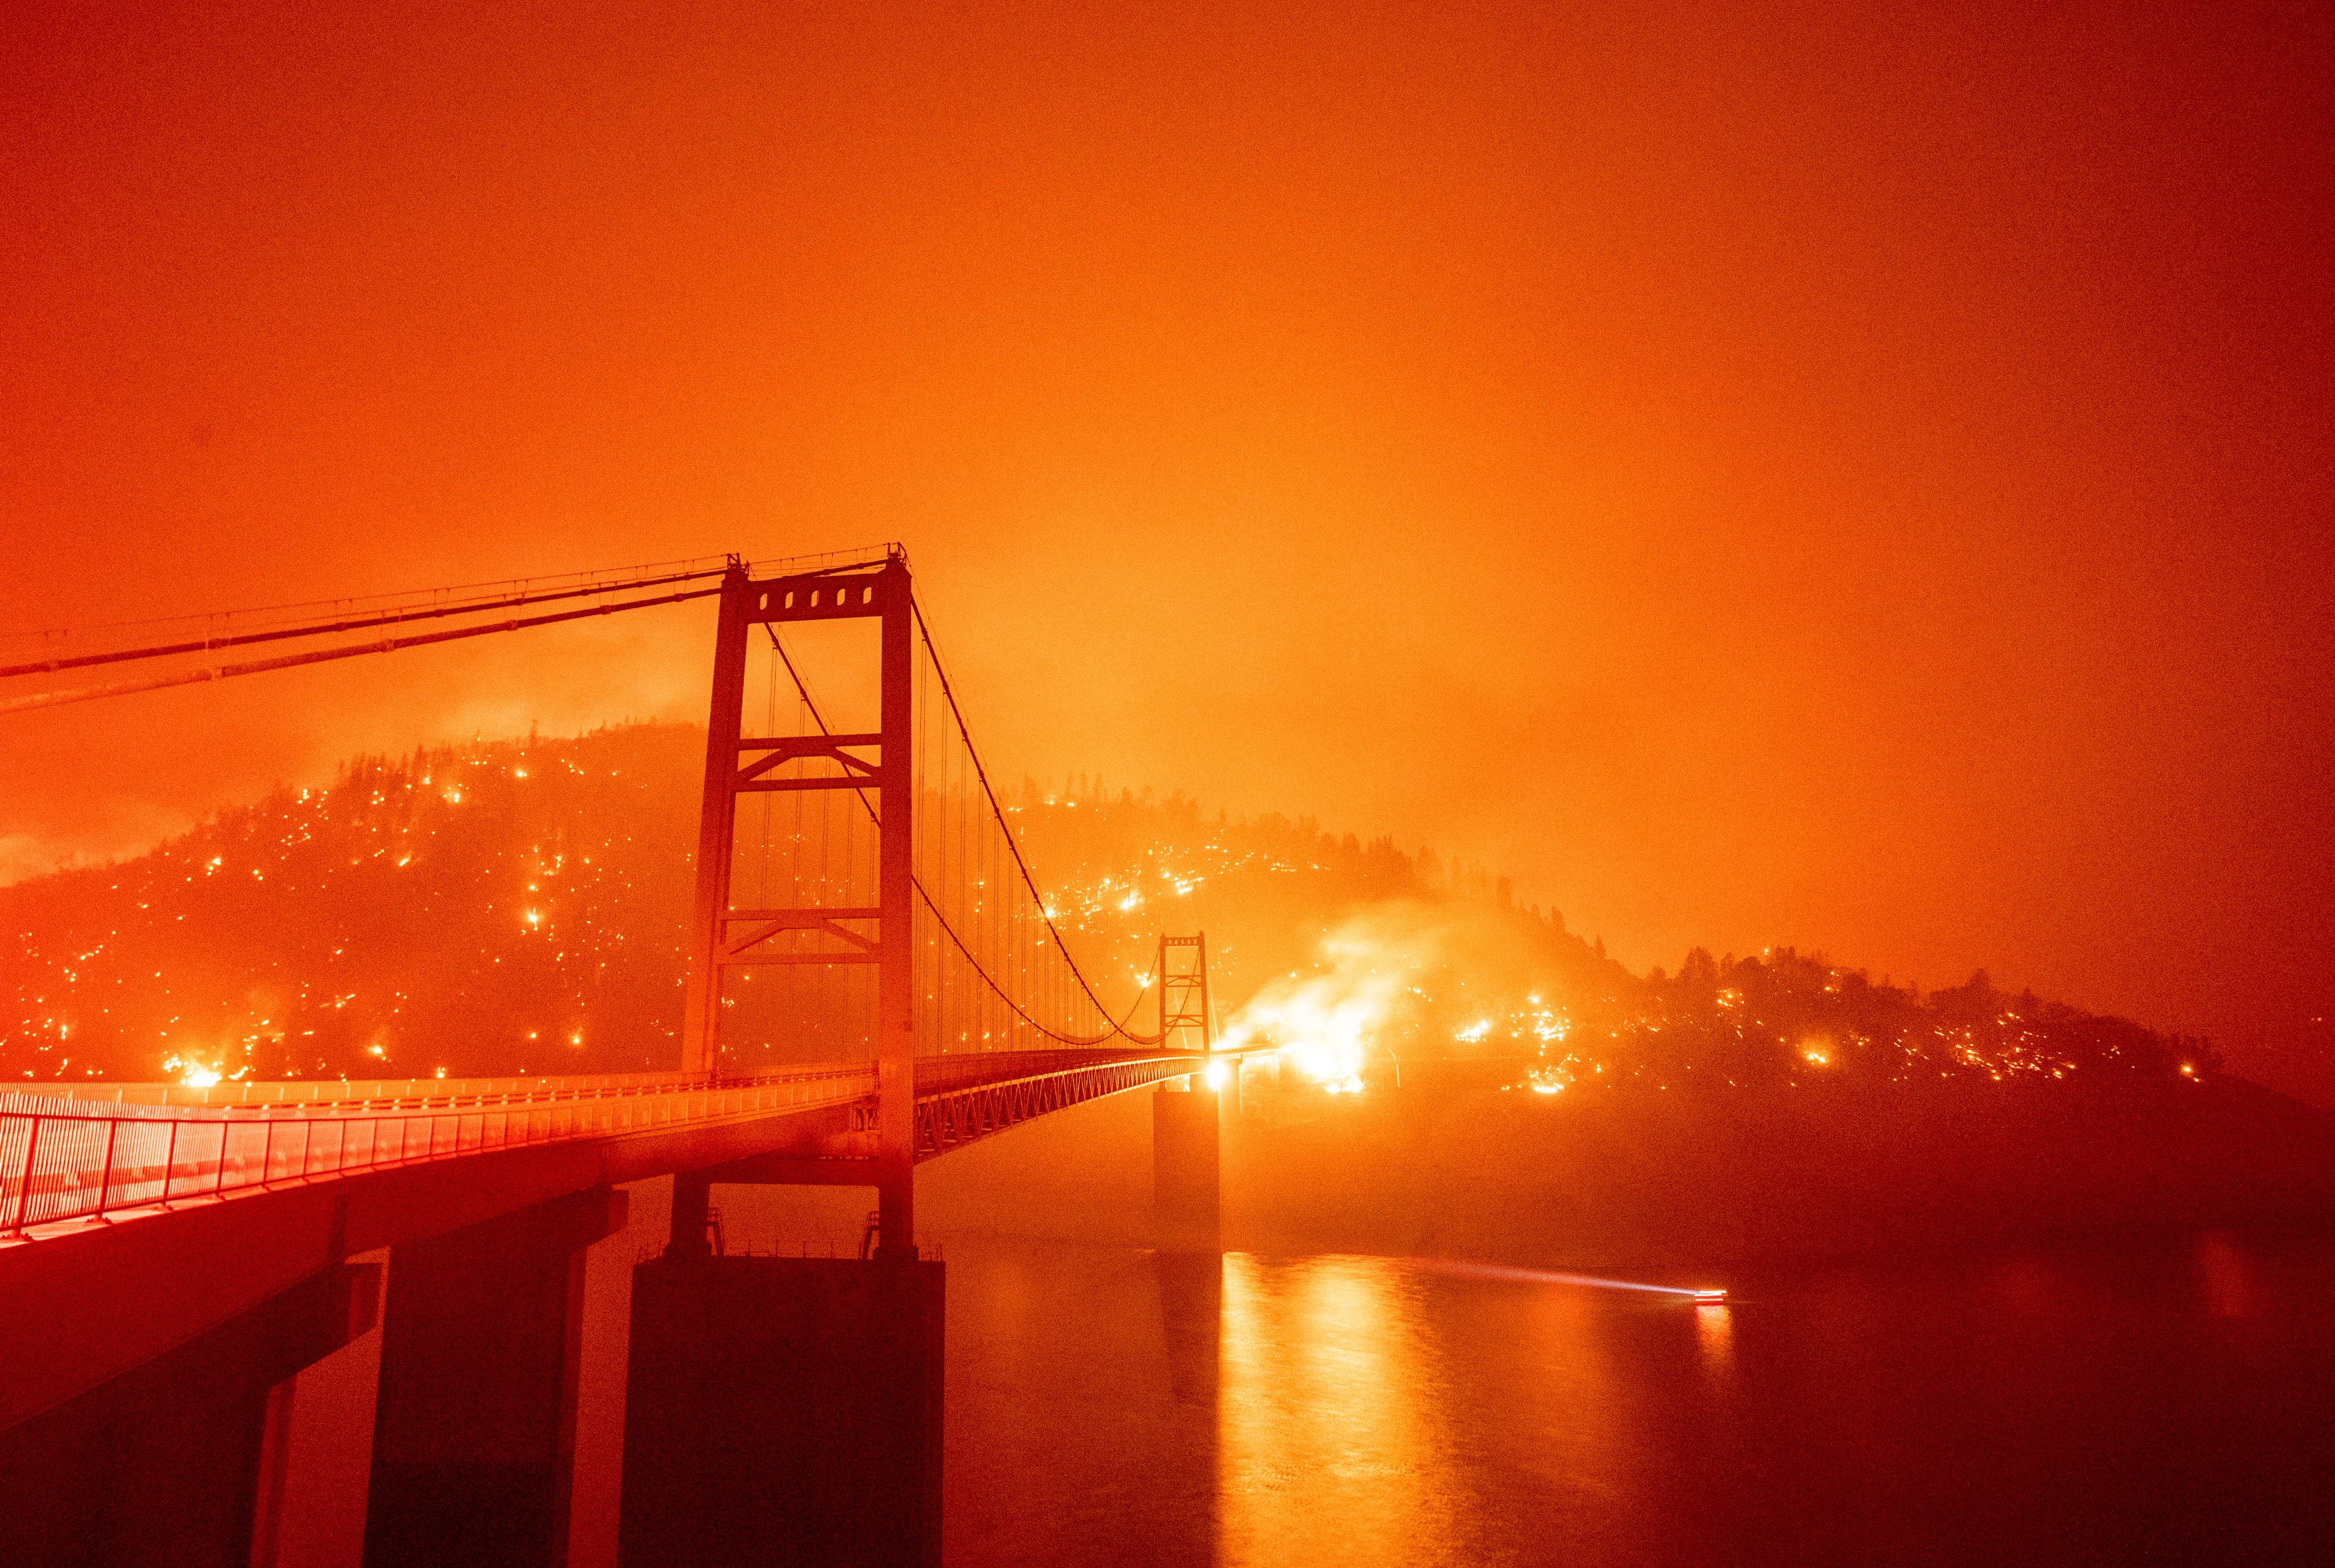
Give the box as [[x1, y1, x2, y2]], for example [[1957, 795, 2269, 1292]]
[[2, 1048, 1204, 1242], [0, 1048, 1215, 1429]]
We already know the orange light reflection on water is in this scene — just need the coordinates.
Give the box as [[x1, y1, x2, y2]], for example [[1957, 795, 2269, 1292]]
[[2198, 1233, 2255, 1319], [1219, 1251, 1714, 1565], [1696, 1301, 1734, 1379], [1219, 1253, 1453, 1561]]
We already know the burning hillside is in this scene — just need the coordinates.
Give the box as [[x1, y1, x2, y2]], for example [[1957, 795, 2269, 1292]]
[[2, 723, 2214, 1094]]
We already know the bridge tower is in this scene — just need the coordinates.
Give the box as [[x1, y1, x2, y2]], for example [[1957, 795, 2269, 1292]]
[[1157, 932, 1214, 1053], [630, 549, 944, 1566], [1154, 933, 1223, 1252], [678, 551, 917, 1259]]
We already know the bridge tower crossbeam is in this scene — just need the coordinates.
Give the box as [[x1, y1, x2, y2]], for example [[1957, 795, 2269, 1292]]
[[680, 550, 917, 1259], [1157, 932, 1215, 1055]]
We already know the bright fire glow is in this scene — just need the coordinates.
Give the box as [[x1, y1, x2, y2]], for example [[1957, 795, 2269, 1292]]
[[1204, 1061, 1229, 1090], [162, 1052, 222, 1087], [1213, 913, 1429, 1090]]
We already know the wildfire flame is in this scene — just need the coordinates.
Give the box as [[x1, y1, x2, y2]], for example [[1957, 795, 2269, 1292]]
[[1214, 907, 1445, 1092], [162, 1053, 222, 1088]]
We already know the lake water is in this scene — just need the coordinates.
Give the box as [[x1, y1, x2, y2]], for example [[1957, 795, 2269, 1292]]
[[940, 1232, 2335, 1566]]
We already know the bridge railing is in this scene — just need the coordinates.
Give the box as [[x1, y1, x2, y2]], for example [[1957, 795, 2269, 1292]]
[[10, 1068, 746, 1113], [914, 1052, 1202, 1159], [0, 1064, 874, 1239], [910, 1046, 1196, 1097], [0, 1048, 1215, 1240]]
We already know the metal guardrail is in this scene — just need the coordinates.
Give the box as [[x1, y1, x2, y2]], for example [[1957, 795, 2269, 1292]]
[[916, 1054, 1201, 1159], [911, 1047, 1194, 1097], [1, 1065, 874, 1239], [3, 1068, 742, 1112], [0, 1047, 1214, 1241]]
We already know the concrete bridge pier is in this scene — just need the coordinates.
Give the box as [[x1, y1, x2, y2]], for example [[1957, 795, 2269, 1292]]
[[0, 1256, 380, 1568], [1154, 1080, 1222, 1253], [360, 1184, 629, 1568], [617, 1251, 945, 1568]]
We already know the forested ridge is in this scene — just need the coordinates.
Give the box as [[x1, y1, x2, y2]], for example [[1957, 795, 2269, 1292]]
[[2, 723, 2215, 1092]]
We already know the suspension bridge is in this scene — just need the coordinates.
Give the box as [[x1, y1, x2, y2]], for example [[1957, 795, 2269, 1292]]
[[0, 548, 1252, 1568]]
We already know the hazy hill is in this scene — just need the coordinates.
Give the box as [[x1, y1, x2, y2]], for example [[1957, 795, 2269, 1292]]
[[1, 722, 2221, 1099], [0, 723, 1585, 1082], [2, 725, 705, 1083]]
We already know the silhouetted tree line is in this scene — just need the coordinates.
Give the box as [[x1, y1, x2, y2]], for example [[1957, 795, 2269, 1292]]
[[1592, 944, 2218, 1088]]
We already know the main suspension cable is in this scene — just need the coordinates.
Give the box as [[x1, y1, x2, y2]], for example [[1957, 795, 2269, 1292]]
[[1, 583, 727, 716], [766, 623, 1165, 1048], [908, 596, 1153, 1034], [0, 563, 734, 681]]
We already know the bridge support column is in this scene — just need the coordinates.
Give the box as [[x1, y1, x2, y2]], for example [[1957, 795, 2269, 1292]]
[[665, 1167, 714, 1260], [0, 1259, 380, 1568], [1154, 1082, 1221, 1253], [247, 1248, 394, 1568], [617, 1255, 945, 1568], [361, 1184, 628, 1568]]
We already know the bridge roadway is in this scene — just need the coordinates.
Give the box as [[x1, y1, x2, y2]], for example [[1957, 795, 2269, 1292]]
[[0, 1047, 1209, 1433]]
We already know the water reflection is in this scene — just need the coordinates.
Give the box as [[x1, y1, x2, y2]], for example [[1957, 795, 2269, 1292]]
[[1219, 1254, 1451, 1563], [1215, 1252, 1704, 1566], [1695, 1300, 1733, 1379], [944, 1233, 2335, 1567], [2196, 1232, 2253, 1318], [1152, 1250, 1222, 1407]]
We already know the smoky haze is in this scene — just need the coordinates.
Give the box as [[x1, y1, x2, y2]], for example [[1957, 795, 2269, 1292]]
[[2, 0, 2329, 1102]]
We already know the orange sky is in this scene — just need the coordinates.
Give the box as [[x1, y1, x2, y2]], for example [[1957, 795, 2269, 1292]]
[[3, 0, 2329, 1098]]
